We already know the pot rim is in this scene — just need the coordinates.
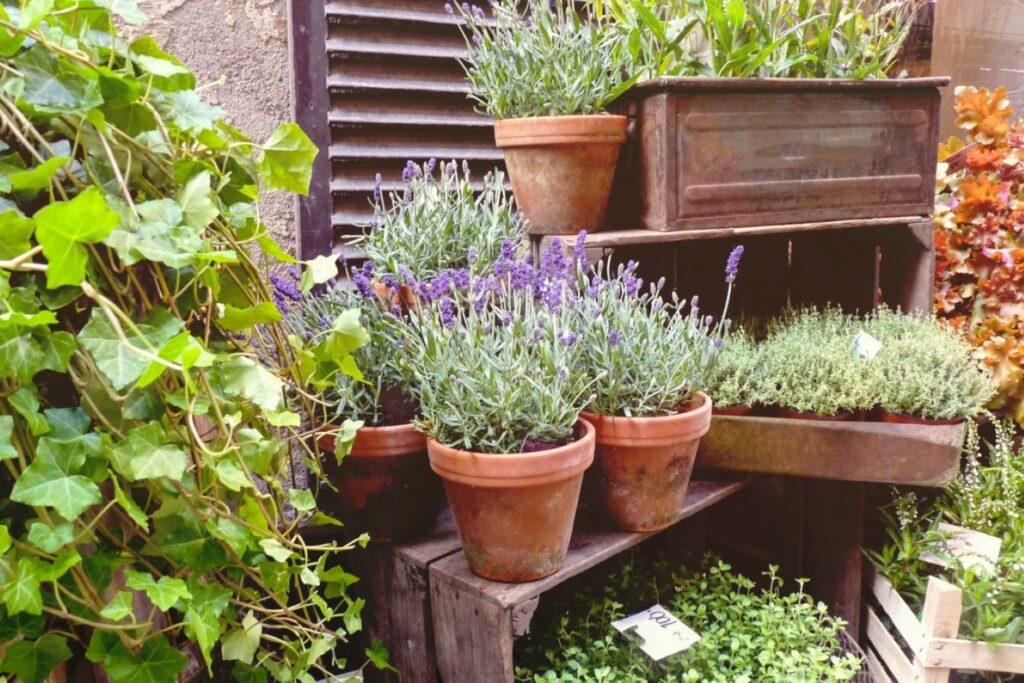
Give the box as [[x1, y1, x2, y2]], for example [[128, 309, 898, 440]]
[[876, 409, 966, 426], [581, 392, 712, 447], [495, 114, 628, 148], [778, 407, 855, 421], [427, 418, 595, 488], [319, 421, 427, 458]]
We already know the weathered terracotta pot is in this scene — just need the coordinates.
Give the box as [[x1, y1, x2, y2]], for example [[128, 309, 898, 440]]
[[371, 280, 418, 311], [426, 419, 595, 582], [778, 408, 855, 421], [582, 392, 713, 532], [712, 404, 753, 417], [320, 423, 440, 543], [876, 410, 965, 426], [494, 115, 628, 235]]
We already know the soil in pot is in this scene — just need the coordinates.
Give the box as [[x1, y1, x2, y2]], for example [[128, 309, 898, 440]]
[[427, 419, 596, 582], [320, 421, 441, 543], [582, 392, 713, 532], [876, 410, 965, 426], [494, 115, 628, 235], [778, 408, 855, 421]]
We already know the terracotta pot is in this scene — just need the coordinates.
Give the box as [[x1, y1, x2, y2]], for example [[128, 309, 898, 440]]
[[582, 392, 713, 532], [712, 404, 753, 417], [876, 410, 965, 426], [427, 419, 595, 582], [494, 115, 628, 235], [371, 280, 418, 311], [778, 408, 854, 421], [320, 423, 440, 543]]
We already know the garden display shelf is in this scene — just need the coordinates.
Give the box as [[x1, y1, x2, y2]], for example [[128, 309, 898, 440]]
[[352, 477, 744, 683], [696, 414, 967, 486], [608, 76, 949, 232], [864, 565, 1024, 682]]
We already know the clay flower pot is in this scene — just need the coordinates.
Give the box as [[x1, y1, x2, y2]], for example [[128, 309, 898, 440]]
[[876, 410, 965, 426], [778, 408, 855, 421], [712, 404, 753, 417], [494, 115, 628, 235], [320, 423, 440, 543], [426, 419, 596, 582], [371, 280, 418, 311], [582, 392, 713, 532]]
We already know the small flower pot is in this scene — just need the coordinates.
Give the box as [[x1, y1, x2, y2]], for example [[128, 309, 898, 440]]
[[712, 404, 753, 417], [778, 408, 855, 421], [371, 280, 419, 311], [876, 410, 965, 426], [320, 423, 440, 543], [582, 392, 713, 532], [426, 419, 595, 582], [494, 115, 628, 235]]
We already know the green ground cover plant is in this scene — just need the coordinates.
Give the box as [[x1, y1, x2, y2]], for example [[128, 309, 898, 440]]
[[0, 2, 381, 681]]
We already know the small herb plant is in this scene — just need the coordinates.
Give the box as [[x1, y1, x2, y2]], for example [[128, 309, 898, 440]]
[[354, 159, 524, 282], [516, 554, 862, 682], [283, 276, 416, 428], [704, 327, 772, 409], [869, 420, 1024, 653], [575, 246, 743, 417], [454, 0, 635, 119]]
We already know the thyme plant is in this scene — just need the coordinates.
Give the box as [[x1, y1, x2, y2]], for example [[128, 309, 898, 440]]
[[354, 159, 524, 282], [703, 327, 772, 409], [454, 0, 636, 119], [0, 4, 380, 681]]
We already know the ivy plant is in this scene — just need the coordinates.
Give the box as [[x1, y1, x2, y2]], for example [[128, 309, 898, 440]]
[[0, 2, 378, 681]]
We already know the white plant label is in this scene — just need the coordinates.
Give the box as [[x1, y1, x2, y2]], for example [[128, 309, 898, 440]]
[[851, 330, 883, 361], [921, 523, 1002, 574], [611, 604, 700, 660]]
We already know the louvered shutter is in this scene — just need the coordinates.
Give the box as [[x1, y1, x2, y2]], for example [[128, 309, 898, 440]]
[[294, 0, 503, 260]]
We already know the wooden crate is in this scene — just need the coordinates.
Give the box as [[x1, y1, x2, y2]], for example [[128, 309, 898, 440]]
[[428, 478, 744, 683], [696, 415, 966, 486], [864, 565, 1024, 682]]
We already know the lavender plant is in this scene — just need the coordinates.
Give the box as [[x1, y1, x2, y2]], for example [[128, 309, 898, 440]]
[[575, 246, 744, 417], [353, 159, 524, 283], [454, 0, 636, 119]]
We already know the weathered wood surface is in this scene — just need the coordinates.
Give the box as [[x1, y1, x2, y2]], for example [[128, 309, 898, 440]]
[[696, 415, 965, 486], [805, 480, 864, 634], [429, 478, 744, 683]]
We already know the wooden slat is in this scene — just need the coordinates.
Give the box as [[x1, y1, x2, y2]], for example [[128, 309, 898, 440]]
[[866, 606, 919, 683], [868, 566, 927, 653], [923, 639, 1024, 674], [866, 646, 898, 683]]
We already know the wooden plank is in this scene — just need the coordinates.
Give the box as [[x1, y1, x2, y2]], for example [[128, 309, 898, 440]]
[[429, 478, 745, 609], [867, 566, 927, 653], [923, 639, 1024, 675], [790, 228, 878, 312], [866, 606, 919, 683], [805, 480, 864, 634], [431, 579, 514, 683], [879, 221, 935, 314], [696, 415, 965, 486], [866, 645, 898, 683], [919, 576, 963, 683]]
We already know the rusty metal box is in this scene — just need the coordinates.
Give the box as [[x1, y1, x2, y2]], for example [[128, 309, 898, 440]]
[[609, 77, 949, 231]]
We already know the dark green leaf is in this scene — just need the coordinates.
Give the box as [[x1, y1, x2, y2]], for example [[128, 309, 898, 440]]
[[0, 634, 71, 683], [34, 187, 120, 288]]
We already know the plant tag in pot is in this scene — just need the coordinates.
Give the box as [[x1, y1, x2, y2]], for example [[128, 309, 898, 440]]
[[921, 523, 1002, 574], [851, 330, 882, 361], [611, 604, 700, 660]]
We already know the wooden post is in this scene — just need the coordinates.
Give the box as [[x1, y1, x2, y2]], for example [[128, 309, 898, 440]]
[[804, 480, 865, 635], [919, 577, 963, 683]]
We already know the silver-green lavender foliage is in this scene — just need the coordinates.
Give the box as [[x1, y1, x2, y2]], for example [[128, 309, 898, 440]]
[[455, 0, 635, 119], [863, 309, 995, 421], [399, 281, 597, 454], [575, 261, 727, 417], [354, 159, 524, 281], [703, 327, 773, 408], [285, 282, 412, 426]]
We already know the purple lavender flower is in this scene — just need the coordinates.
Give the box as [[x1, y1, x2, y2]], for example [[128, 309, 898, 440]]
[[396, 338, 407, 347], [444, 2, 454, 14], [474, 292, 487, 314], [353, 271, 374, 299], [608, 329, 620, 347], [467, 246, 478, 265], [714, 338, 724, 349], [510, 263, 534, 291], [391, 304, 403, 316], [440, 297, 456, 329], [361, 261, 375, 279], [382, 274, 399, 291], [401, 160, 418, 182], [573, 230, 587, 266], [557, 365, 568, 382], [270, 273, 303, 302], [559, 329, 578, 347], [426, 157, 437, 174], [452, 268, 471, 291], [500, 239, 516, 261], [725, 245, 744, 284], [430, 270, 453, 298], [373, 173, 383, 203], [498, 310, 513, 327], [286, 265, 301, 281]]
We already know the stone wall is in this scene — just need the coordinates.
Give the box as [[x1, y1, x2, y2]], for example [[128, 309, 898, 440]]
[[139, 0, 298, 251]]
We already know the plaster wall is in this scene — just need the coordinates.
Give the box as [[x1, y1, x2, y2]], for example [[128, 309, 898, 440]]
[[138, 0, 298, 252]]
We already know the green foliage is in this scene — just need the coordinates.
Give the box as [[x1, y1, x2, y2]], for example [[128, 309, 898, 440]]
[[456, 0, 636, 119], [703, 327, 773, 408], [516, 554, 862, 682], [869, 420, 1024, 657], [595, 0, 915, 79], [0, 3, 371, 680], [355, 159, 524, 282]]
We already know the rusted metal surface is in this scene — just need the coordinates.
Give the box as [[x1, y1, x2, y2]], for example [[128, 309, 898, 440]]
[[696, 414, 965, 486], [610, 77, 949, 232]]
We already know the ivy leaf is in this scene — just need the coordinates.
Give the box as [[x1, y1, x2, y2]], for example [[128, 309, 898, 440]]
[[213, 458, 252, 492], [96, 0, 148, 25], [0, 328, 45, 383], [129, 37, 194, 92], [10, 437, 101, 521], [300, 254, 338, 294], [26, 521, 74, 554], [35, 330, 75, 374], [35, 187, 120, 288], [102, 635, 187, 683], [148, 513, 227, 573], [0, 634, 71, 683], [365, 640, 397, 672], [258, 234, 297, 264], [104, 198, 203, 269], [9, 156, 69, 196], [288, 488, 316, 512], [259, 538, 292, 563], [221, 611, 262, 665], [185, 605, 221, 672], [111, 475, 148, 529], [0, 524, 9, 554], [156, 90, 224, 132], [0, 415, 15, 459], [80, 307, 183, 390], [220, 356, 285, 411], [112, 422, 188, 482], [42, 407, 90, 439], [0, 211, 34, 260], [99, 591, 134, 622], [9, 388, 49, 436], [2, 557, 43, 615], [256, 123, 318, 195], [14, 45, 103, 114], [18, 0, 55, 31], [218, 302, 282, 332], [0, 6, 24, 57], [177, 172, 219, 230], [124, 571, 191, 611]]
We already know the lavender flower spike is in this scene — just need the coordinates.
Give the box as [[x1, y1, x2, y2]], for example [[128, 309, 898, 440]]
[[725, 245, 744, 284]]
